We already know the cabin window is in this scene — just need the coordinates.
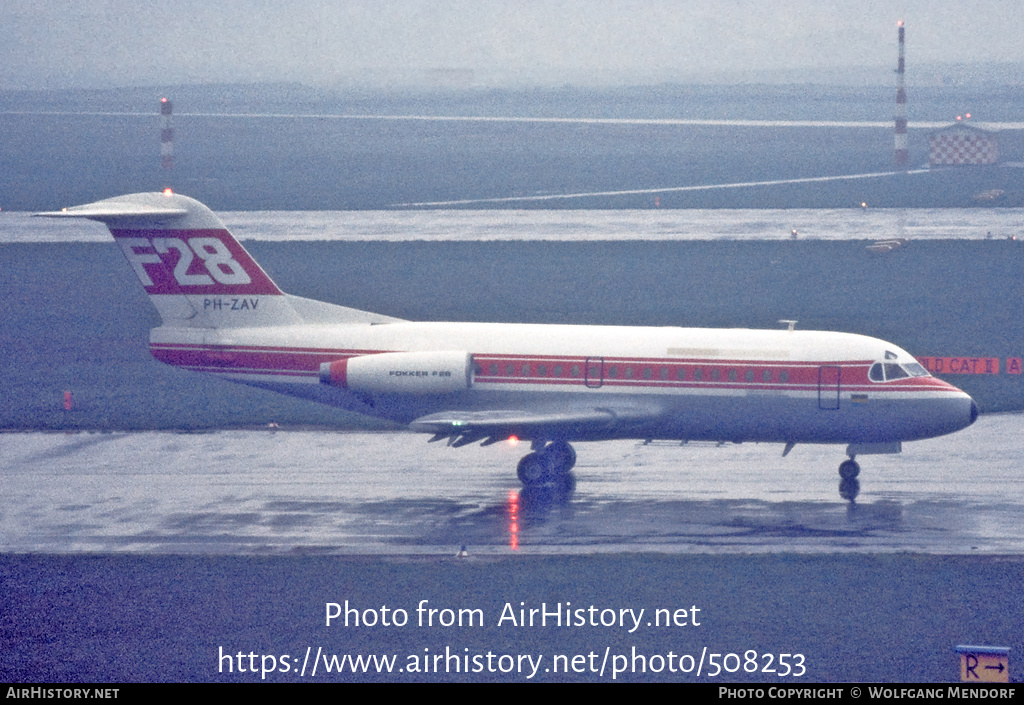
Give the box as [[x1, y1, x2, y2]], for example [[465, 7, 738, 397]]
[[676, 368, 687, 381], [537, 364, 547, 376], [711, 368, 720, 381], [779, 370, 789, 383], [571, 364, 581, 377], [660, 367, 669, 380], [608, 365, 618, 378], [643, 367, 652, 379], [745, 369, 755, 382], [694, 368, 703, 381], [554, 364, 563, 377], [505, 363, 515, 376], [474, 363, 483, 375], [762, 369, 772, 382], [625, 367, 634, 379], [489, 363, 498, 375], [728, 369, 737, 382]]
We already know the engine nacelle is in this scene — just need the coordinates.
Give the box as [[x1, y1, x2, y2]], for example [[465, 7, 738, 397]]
[[319, 351, 474, 395]]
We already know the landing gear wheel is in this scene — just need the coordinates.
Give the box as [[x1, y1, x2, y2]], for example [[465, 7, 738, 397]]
[[839, 459, 860, 480], [517, 452, 549, 485], [516, 442, 578, 506], [517, 442, 577, 487], [544, 441, 576, 477]]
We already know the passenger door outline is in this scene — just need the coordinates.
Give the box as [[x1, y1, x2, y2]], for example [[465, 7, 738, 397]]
[[585, 357, 604, 389], [818, 365, 841, 410]]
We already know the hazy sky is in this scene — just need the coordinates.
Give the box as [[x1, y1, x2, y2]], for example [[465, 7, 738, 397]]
[[3, 0, 1024, 89]]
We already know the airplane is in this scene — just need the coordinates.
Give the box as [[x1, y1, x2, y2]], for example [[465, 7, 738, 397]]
[[38, 191, 979, 498]]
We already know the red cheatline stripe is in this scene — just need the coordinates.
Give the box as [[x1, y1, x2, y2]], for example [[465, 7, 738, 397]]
[[150, 343, 959, 394]]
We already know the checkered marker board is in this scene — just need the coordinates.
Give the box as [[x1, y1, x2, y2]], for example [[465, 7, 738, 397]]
[[929, 134, 999, 165]]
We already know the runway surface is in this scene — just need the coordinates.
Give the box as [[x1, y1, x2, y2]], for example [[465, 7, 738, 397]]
[[3, 417, 1024, 683], [3, 413, 1021, 556]]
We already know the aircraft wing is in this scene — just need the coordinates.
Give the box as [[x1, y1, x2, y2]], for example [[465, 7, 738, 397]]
[[409, 406, 659, 447]]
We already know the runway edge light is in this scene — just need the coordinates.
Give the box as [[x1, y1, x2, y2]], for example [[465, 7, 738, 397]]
[[955, 645, 1010, 683]]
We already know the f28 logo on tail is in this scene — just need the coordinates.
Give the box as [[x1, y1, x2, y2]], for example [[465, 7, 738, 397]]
[[111, 229, 280, 296], [120, 236, 251, 287]]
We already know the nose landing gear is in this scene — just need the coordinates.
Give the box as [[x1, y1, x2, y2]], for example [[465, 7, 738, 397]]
[[839, 457, 860, 503], [839, 459, 860, 480]]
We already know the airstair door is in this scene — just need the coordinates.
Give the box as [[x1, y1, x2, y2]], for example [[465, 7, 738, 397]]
[[585, 357, 604, 389], [818, 365, 840, 410]]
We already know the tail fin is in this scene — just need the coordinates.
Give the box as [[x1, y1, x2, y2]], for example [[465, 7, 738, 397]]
[[36, 191, 395, 328]]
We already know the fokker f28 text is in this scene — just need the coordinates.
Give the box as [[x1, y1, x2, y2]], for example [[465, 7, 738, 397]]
[[39, 192, 979, 500]]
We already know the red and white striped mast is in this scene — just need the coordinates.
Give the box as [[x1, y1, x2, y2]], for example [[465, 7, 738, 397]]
[[893, 21, 909, 166], [160, 97, 174, 171]]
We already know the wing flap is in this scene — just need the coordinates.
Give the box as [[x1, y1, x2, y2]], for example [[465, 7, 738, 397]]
[[410, 406, 658, 445]]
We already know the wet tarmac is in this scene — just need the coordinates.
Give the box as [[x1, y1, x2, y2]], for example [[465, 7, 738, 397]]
[[2, 413, 1021, 556], [3, 417, 1023, 683]]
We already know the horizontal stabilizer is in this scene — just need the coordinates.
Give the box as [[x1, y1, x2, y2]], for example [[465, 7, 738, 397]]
[[35, 205, 189, 220], [35, 193, 190, 223]]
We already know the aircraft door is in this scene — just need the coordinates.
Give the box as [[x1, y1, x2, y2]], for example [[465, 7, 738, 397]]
[[818, 365, 840, 410], [585, 357, 604, 388]]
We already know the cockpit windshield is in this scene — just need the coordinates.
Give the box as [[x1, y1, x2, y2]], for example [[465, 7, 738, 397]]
[[903, 362, 929, 377], [869, 361, 931, 382]]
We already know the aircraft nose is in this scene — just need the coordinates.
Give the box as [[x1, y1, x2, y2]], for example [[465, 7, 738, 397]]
[[933, 377, 979, 431], [951, 390, 978, 432], [949, 391, 978, 434]]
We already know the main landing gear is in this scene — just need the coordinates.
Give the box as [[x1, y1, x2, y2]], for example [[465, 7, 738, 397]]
[[516, 441, 577, 497], [838, 457, 860, 503]]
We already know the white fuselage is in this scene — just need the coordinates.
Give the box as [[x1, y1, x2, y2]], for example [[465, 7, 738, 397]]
[[150, 318, 977, 444]]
